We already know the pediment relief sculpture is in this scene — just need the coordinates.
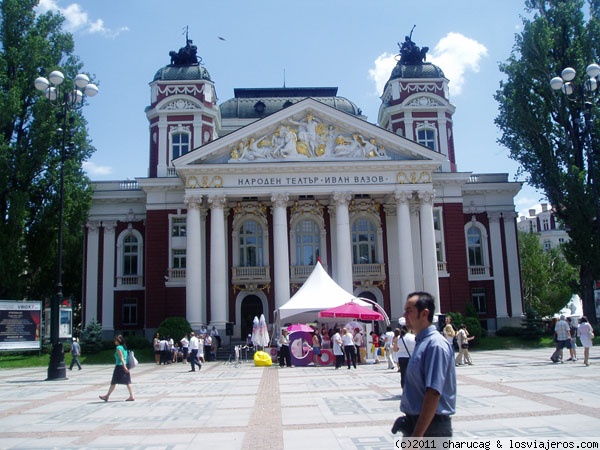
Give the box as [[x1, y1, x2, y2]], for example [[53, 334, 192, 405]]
[[228, 113, 388, 162]]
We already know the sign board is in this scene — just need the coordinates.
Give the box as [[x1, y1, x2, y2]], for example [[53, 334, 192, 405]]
[[0, 301, 42, 351], [44, 307, 73, 340]]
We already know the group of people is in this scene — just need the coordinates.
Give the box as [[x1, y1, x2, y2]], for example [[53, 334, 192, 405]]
[[442, 316, 475, 366], [152, 327, 221, 368], [551, 314, 594, 366]]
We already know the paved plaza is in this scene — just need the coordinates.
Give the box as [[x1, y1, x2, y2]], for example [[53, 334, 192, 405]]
[[0, 347, 598, 449]]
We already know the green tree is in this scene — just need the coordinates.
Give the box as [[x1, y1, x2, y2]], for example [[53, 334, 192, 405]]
[[518, 231, 578, 317], [0, 0, 95, 305], [495, 0, 600, 324]]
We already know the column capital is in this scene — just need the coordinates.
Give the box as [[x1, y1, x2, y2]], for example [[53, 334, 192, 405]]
[[394, 190, 413, 204], [271, 193, 289, 209], [86, 221, 101, 232], [502, 211, 517, 221], [417, 190, 435, 205], [102, 220, 117, 233], [487, 211, 503, 222], [185, 194, 203, 210], [332, 191, 352, 206], [208, 194, 227, 209]]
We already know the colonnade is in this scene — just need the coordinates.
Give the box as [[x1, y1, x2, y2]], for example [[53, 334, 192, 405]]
[[183, 188, 440, 329]]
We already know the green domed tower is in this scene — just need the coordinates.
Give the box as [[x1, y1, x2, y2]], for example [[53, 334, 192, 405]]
[[146, 37, 219, 178], [378, 34, 456, 172]]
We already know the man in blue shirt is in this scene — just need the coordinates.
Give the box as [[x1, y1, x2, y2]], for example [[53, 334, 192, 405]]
[[392, 291, 456, 437]]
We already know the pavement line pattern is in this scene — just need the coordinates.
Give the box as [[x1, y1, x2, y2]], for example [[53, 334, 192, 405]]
[[241, 365, 283, 449]]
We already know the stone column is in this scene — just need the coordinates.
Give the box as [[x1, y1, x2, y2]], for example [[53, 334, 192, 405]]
[[332, 192, 353, 293], [84, 221, 100, 326], [101, 221, 116, 334], [395, 191, 415, 305], [503, 212, 523, 317], [185, 195, 204, 329], [272, 193, 290, 310], [418, 191, 440, 313], [208, 195, 227, 326], [488, 212, 508, 318]]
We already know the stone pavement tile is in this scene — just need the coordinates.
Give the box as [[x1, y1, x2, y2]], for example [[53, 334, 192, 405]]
[[454, 414, 600, 438]]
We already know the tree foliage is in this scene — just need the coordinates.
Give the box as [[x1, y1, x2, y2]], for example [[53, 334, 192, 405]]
[[0, 0, 95, 303], [495, 0, 600, 324], [518, 231, 578, 317]]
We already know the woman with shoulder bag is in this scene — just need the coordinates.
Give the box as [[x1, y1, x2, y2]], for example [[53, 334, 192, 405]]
[[455, 324, 474, 366], [99, 335, 135, 402]]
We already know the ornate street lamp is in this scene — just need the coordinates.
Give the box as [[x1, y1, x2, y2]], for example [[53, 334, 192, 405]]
[[34, 70, 98, 380]]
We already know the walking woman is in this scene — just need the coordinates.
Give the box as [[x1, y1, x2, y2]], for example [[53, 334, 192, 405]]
[[99, 335, 135, 402], [577, 316, 595, 366]]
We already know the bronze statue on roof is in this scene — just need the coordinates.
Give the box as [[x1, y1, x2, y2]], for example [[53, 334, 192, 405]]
[[169, 27, 201, 66], [398, 25, 429, 64]]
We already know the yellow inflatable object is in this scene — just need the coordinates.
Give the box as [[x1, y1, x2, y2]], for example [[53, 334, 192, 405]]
[[254, 350, 273, 366]]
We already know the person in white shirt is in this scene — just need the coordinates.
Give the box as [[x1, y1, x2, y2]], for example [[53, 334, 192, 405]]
[[180, 333, 189, 364], [331, 327, 344, 369], [396, 326, 416, 388], [342, 327, 357, 369], [188, 332, 201, 372], [383, 326, 396, 369]]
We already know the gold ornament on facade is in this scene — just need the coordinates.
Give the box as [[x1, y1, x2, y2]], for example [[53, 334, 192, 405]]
[[185, 175, 223, 189], [397, 171, 432, 184]]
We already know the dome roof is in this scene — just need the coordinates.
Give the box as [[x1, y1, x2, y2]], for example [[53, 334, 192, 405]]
[[153, 64, 212, 82], [388, 62, 445, 81], [220, 87, 362, 119]]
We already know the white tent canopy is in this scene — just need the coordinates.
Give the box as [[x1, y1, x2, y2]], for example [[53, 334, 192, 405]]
[[276, 262, 369, 324]]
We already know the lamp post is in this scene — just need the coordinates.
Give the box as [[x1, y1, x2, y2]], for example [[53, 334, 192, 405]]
[[34, 70, 98, 380], [550, 63, 600, 323]]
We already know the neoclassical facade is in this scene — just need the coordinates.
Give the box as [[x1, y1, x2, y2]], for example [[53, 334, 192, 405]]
[[84, 37, 523, 339]]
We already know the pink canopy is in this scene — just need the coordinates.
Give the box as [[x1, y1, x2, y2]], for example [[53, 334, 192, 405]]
[[287, 324, 315, 333], [318, 301, 384, 321]]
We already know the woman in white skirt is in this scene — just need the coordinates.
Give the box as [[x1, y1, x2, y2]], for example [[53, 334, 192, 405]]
[[577, 316, 595, 366]]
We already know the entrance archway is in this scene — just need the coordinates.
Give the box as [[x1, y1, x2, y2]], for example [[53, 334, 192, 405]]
[[240, 295, 263, 340]]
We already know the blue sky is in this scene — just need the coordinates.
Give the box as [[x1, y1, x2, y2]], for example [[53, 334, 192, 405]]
[[36, 0, 547, 217]]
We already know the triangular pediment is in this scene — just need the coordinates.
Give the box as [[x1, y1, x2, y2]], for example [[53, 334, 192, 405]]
[[173, 98, 447, 168]]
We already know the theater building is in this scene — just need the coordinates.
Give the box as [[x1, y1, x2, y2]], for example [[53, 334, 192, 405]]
[[84, 37, 523, 340]]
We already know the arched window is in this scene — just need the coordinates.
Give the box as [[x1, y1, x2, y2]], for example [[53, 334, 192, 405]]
[[171, 132, 190, 159], [295, 219, 320, 266], [352, 218, 376, 264], [467, 226, 484, 266], [239, 219, 263, 267], [117, 229, 144, 287], [464, 221, 489, 278], [123, 235, 139, 276]]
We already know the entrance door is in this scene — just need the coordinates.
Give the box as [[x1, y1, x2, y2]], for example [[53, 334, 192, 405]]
[[240, 295, 263, 340]]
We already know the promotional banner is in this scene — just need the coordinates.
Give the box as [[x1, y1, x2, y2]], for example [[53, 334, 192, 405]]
[[0, 301, 42, 351]]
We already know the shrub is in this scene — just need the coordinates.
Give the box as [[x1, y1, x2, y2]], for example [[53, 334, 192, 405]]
[[80, 319, 103, 354], [156, 317, 192, 343], [124, 334, 150, 350], [464, 317, 484, 340]]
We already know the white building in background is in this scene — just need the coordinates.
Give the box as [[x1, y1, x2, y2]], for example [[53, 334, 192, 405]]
[[517, 203, 569, 251]]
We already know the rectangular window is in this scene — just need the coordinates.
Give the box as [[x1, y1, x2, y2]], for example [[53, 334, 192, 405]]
[[172, 133, 190, 159], [123, 299, 138, 325], [471, 288, 486, 314], [172, 217, 186, 237], [172, 249, 187, 269], [417, 129, 436, 150]]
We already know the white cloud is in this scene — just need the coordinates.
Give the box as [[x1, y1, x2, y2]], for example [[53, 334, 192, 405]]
[[369, 32, 488, 96], [83, 161, 113, 177], [35, 1, 128, 38]]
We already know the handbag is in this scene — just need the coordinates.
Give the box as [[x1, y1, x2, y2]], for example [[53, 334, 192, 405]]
[[461, 342, 469, 349], [127, 350, 138, 369]]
